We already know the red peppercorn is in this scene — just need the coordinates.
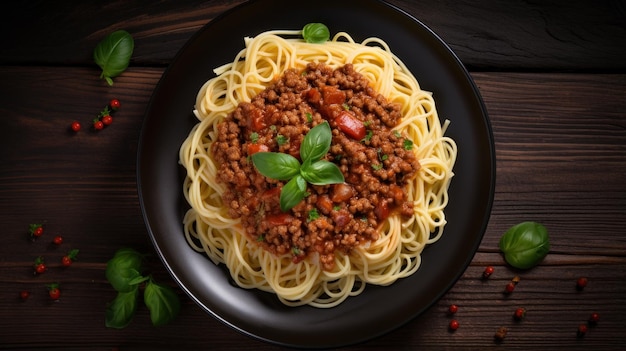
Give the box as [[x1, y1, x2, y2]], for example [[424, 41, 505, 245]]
[[29, 224, 44, 238], [70, 121, 81, 132], [504, 282, 516, 294], [61, 249, 79, 267], [513, 307, 526, 321], [19, 290, 30, 300], [109, 98, 121, 110], [33, 256, 47, 275], [588, 312, 600, 325], [93, 120, 104, 131], [576, 277, 588, 291], [101, 114, 113, 126], [48, 284, 61, 300], [448, 304, 458, 314], [52, 235, 63, 245], [449, 319, 459, 331], [577, 324, 588, 337], [482, 266, 494, 278], [494, 326, 508, 341]]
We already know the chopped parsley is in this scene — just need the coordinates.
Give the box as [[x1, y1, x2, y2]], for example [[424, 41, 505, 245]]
[[362, 130, 373, 143], [377, 147, 388, 162], [403, 138, 414, 150], [308, 208, 319, 221], [276, 134, 288, 145]]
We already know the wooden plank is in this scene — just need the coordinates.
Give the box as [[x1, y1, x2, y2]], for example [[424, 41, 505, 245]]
[[2, 0, 625, 70], [0, 66, 624, 349], [0, 68, 624, 257], [473, 72, 626, 253]]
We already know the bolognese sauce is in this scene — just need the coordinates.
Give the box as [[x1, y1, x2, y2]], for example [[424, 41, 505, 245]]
[[212, 62, 420, 271]]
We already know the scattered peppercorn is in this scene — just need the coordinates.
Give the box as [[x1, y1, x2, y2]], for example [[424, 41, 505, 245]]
[[576, 277, 588, 291], [61, 249, 79, 267], [93, 119, 104, 131], [92, 101, 120, 131], [33, 256, 47, 275], [70, 121, 81, 132], [48, 283, 61, 300], [482, 266, 494, 279], [449, 319, 459, 331], [101, 114, 113, 126], [109, 98, 121, 110], [513, 307, 526, 321], [588, 312, 600, 325], [19, 290, 30, 300], [448, 304, 458, 314], [29, 224, 44, 238], [504, 282, 516, 294], [577, 323, 588, 337], [52, 235, 63, 245], [494, 326, 508, 341]]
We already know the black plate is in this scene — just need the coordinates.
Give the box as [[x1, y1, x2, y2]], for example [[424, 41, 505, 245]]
[[137, 0, 495, 348]]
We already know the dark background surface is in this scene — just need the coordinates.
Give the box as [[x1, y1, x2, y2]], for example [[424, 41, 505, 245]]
[[1, 1, 625, 350]]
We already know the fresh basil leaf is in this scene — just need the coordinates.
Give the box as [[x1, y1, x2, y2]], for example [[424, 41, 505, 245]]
[[105, 287, 138, 329], [499, 221, 550, 269], [105, 248, 144, 292], [301, 160, 345, 185], [251, 152, 301, 180], [280, 175, 307, 212], [127, 275, 150, 286], [302, 23, 330, 44], [107, 267, 143, 293], [144, 280, 181, 327], [300, 122, 332, 162], [93, 30, 134, 86]]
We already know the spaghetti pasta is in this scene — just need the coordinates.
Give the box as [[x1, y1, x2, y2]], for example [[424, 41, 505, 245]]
[[179, 28, 457, 308]]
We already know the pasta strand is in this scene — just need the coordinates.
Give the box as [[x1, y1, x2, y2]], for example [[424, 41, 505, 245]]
[[179, 29, 456, 308]]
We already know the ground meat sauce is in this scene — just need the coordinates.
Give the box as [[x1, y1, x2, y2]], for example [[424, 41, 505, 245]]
[[212, 62, 420, 271]]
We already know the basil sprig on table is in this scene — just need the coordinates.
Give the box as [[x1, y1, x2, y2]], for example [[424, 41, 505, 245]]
[[93, 30, 134, 86], [252, 122, 344, 212], [302, 23, 330, 43], [105, 248, 180, 328], [499, 221, 550, 269]]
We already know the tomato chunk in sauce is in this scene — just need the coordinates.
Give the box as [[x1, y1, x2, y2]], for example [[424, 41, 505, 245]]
[[212, 62, 420, 271]]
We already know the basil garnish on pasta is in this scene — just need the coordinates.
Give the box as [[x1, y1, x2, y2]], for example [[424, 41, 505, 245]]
[[251, 121, 344, 211], [302, 23, 330, 43], [179, 25, 457, 308]]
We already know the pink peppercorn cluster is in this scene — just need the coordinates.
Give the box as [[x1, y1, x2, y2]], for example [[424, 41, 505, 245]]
[[444, 266, 601, 342]]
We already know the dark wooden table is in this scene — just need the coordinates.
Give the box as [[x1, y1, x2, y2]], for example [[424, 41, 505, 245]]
[[1, 1, 625, 350]]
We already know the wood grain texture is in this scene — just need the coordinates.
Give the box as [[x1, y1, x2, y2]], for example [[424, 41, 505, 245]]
[[2, 0, 625, 70], [1, 66, 624, 350], [1, 0, 625, 350]]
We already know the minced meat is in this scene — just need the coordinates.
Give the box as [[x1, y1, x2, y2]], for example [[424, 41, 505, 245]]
[[212, 62, 420, 271]]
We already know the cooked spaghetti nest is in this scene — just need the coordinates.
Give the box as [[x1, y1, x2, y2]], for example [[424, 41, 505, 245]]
[[179, 29, 457, 308]]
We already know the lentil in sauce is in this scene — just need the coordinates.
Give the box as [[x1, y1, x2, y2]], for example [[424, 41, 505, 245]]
[[212, 62, 420, 271]]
